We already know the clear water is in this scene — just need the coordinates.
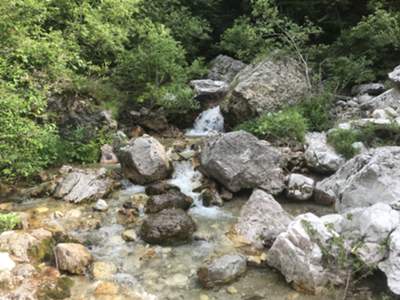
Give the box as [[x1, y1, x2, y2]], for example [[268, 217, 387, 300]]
[[186, 106, 224, 137]]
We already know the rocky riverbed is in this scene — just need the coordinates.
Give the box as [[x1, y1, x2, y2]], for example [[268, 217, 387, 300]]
[[2, 55, 400, 300]]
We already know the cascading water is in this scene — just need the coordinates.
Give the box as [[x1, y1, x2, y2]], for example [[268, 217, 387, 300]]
[[186, 105, 224, 137], [168, 159, 231, 219]]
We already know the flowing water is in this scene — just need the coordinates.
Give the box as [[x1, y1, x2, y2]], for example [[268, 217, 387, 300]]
[[6, 157, 390, 300], [186, 106, 224, 137]]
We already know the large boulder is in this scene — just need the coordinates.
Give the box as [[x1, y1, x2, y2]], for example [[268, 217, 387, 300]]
[[118, 135, 171, 184], [140, 209, 196, 245], [54, 243, 92, 274], [222, 57, 308, 125], [200, 131, 285, 194], [0, 229, 52, 263], [304, 132, 345, 174], [267, 213, 342, 293], [351, 83, 385, 96], [315, 147, 400, 212], [145, 191, 193, 214], [235, 189, 292, 249], [208, 55, 247, 83], [197, 254, 247, 288], [54, 166, 114, 203], [190, 79, 229, 101], [389, 65, 400, 87]]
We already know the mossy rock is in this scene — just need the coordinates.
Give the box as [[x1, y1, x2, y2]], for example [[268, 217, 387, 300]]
[[38, 276, 74, 299]]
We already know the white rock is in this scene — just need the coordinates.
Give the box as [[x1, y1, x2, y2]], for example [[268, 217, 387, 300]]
[[94, 199, 109, 212], [235, 189, 292, 249], [379, 227, 400, 295], [0, 252, 15, 272], [286, 174, 315, 201], [304, 132, 345, 174], [372, 109, 389, 119], [268, 213, 341, 293], [315, 147, 400, 212]]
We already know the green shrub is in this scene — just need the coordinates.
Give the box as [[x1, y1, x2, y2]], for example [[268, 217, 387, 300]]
[[298, 92, 333, 132], [0, 84, 60, 181], [58, 127, 112, 165], [328, 123, 400, 159], [237, 108, 308, 144], [327, 129, 360, 159], [0, 213, 21, 233]]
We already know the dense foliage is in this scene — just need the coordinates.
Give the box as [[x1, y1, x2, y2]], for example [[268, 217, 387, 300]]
[[1, 0, 400, 181]]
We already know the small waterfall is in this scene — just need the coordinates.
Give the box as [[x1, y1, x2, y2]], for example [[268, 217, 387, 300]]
[[168, 160, 230, 219], [186, 106, 224, 137]]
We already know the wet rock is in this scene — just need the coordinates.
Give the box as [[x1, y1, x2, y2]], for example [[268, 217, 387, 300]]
[[55, 243, 92, 274], [315, 147, 400, 212], [0, 229, 52, 263], [190, 79, 229, 100], [201, 188, 224, 207], [208, 54, 247, 83], [140, 209, 196, 245], [118, 135, 171, 184], [200, 131, 285, 194], [351, 83, 385, 96], [222, 57, 308, 125], [145, 191, 193, 213], [0, 252, 15, 272], [94, 199, 109, 212], [197, 254, 247, 288], [187, 106, 225, 136], [268, 213, 341, 293], [92, 261, 117, 280], [54, 166, 114, 203], [304, 132, 345, 174], [286, 174, 315, 201], [235, 189, 292, 249], [145, 181, 180, 196], [379, 227, 400, 295], [100, 144, 118, 164]]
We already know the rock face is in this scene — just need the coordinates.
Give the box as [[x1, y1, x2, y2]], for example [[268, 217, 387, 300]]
[[200, 131, 285, 194], [145, 191, 193, 214], [55, 243, 92, 274], [197, 254, 247, 288], [268, 213, 340, 293], [315, 147, 400, 212], [304, 132, 345, 174], [222, 57, 308, 125], [208, 55, 247, 83], [235, 189, 292, 249], [190, 79, 229, 100], [118, 135, 171, 184], [286, 174, 315, 201], [140, 209, 196, 245], [54, 166, 114, 203]]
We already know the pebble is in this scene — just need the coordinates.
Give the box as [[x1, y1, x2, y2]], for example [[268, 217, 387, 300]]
[[94, 199, 108, 211], [121, 229, 137, 242], [200, 295, 209, 300], [227, 286, 238, 294], [92, 261, 117, 280]]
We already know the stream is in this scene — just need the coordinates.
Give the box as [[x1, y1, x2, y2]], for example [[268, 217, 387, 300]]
[[1, 107, 391, 300]]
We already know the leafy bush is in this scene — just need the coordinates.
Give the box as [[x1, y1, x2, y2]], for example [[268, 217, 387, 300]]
[[298, 92, 333, 132], [327, 129, 360, 159], [0, 213, 21, 233], [328, 123, 400, 159], [58, 127, 112, 164], [237, 108, 308, 144], [0, 84, 59, 181]]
